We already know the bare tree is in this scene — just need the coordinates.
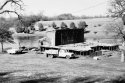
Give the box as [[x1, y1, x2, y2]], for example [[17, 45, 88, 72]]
[[108, 0, 125, 17], [105, 20, 125, 62], [108, 0, 125, 62], [105, 21, 124, 39], [0, 21, 14, 52], [0, 0, 24, 20]]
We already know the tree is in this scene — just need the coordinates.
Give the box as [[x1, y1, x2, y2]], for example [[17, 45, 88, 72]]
[[15, 21, 24, 33], [30, 24, 35, 31], [105, 21, 124, 40], [57, 13, 75, 20], [108, 0, 125, 62], [78, 21, 88, 29], [105, 21, 125, 62], [60, 22, 68, 29], [21, 15, 42, 28], [70, 22, 77, 29], [108, 0, 125, 17], [0, 21, 14, 52], [0, 0, 24, 34]]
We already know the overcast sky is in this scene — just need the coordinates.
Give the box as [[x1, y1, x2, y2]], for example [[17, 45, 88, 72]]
[[22, 0, 109, 16], [1, 0, 110, 17]]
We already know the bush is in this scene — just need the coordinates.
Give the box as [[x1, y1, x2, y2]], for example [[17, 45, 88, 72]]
[[30, 24, 35, 30], [60, 22, 68, 29], [24, 27, 30, 33], [78, 21, 88, 29], [16, 27, 24, 33], [52, 22, 57, 29], [38, 23, 44, 31], [15, 22, 24, 33], [70, 22, 77, 29]]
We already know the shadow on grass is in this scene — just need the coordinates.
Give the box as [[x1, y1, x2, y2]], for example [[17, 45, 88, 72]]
[[21, 77, 62, 83], [71, 75, 125, 83], [70, 56, 79, 59], [15, 52, 28, 55], [108, 75, 125, 83], [1, 72, 125, 83], [70, 76, 105, 83], [0, 71, 16, 83], [0, 72, 12, 76]]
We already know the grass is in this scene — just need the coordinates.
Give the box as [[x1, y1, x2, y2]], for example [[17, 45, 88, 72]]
[[0, 51, 125, 83]]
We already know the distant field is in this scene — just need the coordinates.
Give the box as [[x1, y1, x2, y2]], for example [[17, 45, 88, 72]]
[[39, 18, 114, 28], [39, 18, 121, 41]]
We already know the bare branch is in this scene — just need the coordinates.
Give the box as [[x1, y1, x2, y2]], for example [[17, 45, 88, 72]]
[[0, 0, 24, 11], [10, 0, 24, 10], [0, 0, 10, 10], [0, 0, 24, 25], [109, 0, 125, 17], [0, 10, 23, 23]]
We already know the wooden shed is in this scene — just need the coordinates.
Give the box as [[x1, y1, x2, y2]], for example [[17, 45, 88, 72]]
[[41, 29, 85, 46]]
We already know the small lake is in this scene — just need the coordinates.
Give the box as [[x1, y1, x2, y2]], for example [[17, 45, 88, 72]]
[[15, 36, 44, 47], [1, 35, 44, 50]]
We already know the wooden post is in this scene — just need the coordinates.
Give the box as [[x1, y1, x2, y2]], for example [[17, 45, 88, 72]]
[[119, 42, 125, 62], [121, 51, 125, 62]]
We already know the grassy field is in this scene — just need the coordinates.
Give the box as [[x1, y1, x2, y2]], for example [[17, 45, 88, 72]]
[[39, 18, 119, 39], [0, 51, 125, 83]]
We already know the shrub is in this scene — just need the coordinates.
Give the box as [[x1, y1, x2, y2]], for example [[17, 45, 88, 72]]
[[16, 27, 24, 33], [30, 24, 35, 30], [78, 21, 88, 29], [52, 22, 57, 29], [24, 27, 30, 33], [38, 23, 44, 31], [15, 22, 24, 33], [60, 22, 68, 29], [70, 22, 77, 29]]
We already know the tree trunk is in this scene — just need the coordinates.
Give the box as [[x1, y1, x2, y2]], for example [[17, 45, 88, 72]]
[[1, 42, 4, 52], [121, 42, 125, 62]]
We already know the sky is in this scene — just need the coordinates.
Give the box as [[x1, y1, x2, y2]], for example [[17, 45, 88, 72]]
[[22, 0, 109, 16], [1, 0, 110, 17]]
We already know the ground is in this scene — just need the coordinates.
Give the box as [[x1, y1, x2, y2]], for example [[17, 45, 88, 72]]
[[0, 51, 125, 83]]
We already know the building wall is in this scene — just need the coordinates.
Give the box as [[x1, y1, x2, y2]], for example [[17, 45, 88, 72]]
[[55, 29, 84, 46], [46, 31, 56, 46]]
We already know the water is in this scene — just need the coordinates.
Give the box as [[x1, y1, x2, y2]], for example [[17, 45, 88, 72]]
[[16, 36, 43, 47], [0, 35, 44, 50]]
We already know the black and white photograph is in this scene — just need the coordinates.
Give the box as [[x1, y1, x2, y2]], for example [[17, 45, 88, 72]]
[[0, 0, 125, 83]]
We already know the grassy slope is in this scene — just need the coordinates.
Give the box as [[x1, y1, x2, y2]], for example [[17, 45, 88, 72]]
[[39, 18, 117, 39], [0, 51, 125, 83]]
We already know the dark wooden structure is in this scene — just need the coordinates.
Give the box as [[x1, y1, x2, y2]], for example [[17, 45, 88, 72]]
[[55, 29, 84, 46]]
